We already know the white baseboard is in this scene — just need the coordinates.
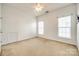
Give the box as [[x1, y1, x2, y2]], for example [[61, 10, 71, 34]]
[[2, 35, 76, 46], [2, 35, 36, 45], [38, 35, 76, 45]]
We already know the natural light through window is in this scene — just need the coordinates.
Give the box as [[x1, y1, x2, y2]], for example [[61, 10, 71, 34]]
[[38, 21, 44, 34], [58, 15, 71, 39]]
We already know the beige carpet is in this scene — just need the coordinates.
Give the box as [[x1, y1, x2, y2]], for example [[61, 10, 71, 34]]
[[1, 37, 79, 56]]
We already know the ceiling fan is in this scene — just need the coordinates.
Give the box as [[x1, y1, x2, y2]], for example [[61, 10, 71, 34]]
[[34, 3, 44, 12], [34, 3, 49, 16]]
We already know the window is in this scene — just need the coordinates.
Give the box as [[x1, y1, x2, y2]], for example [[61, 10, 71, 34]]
[[38, 21, 44, 34], [58, 16, 71, 39]]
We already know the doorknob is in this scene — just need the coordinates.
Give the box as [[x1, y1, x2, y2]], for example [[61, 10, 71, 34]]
[[0, 32, 3, 33], [0, 17, 3, 19]]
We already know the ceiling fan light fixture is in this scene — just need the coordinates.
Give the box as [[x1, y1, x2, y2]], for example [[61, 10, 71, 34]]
[[35, 3, 44, 12]]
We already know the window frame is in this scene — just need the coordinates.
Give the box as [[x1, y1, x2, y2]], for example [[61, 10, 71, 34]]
[[58, 15, 72, 39]]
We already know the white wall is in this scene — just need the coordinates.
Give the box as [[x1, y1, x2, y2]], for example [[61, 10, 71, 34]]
[[1, 3, 77, 45], [77, 4, 79, 50], [2, 4, 36, 45], [38, 4, 77, 45]]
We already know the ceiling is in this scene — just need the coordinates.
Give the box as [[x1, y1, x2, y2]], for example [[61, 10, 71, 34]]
[[5, 3, 71, 10], [4, 3, 72, 16]]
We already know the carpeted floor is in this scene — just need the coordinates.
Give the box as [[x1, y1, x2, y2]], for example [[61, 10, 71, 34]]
[[1, 37, 79, 56]]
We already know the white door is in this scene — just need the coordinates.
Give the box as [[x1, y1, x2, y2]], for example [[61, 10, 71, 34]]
[[77, 22, 79, 50], [0, 19, 1, 55], [0, 18, 1, 53]]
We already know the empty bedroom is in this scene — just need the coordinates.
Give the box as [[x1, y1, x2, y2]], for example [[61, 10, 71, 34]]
[[0, 3, 79, 56]]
